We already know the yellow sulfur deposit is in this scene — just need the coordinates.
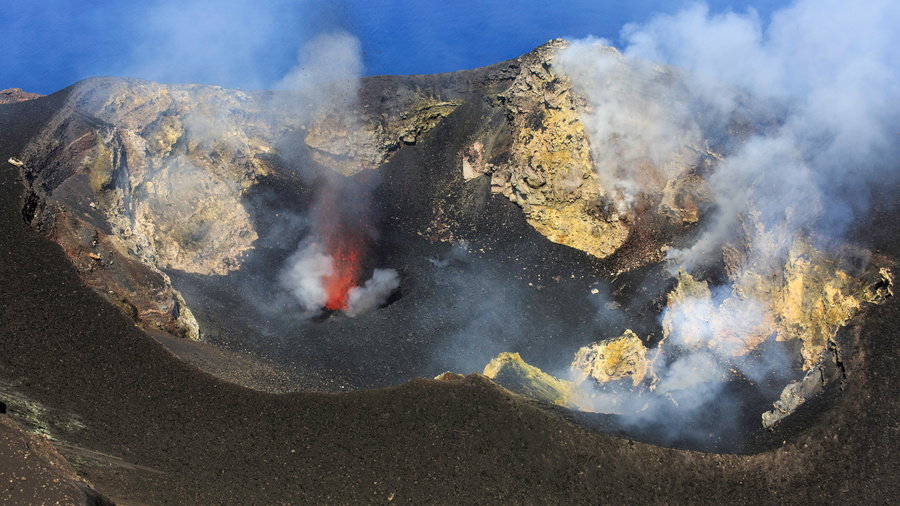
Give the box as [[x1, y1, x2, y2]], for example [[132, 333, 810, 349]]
[[483, 352, 593, 411], [571, 330, 650, 386], [663, 240, 893, 367]]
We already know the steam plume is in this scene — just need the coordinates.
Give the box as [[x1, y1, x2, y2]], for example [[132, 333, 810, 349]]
[[345, 269, 401, 317], [620, 0, 900, 264], [279, 239, 334, 314], [277, 31, 363, 92], [558, 0, 900, 439]]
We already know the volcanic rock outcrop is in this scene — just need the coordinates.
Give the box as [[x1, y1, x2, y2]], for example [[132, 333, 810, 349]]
[[483, 352, 593, 411], [10, 40, 892, 433], [463, 41, 728, 261], [12, 73, 479, 338], [571, 329, 650, 387], [12, 40, 748, 340], [0, 88, 43, 105]]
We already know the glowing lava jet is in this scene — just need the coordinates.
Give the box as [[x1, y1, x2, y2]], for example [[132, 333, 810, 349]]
[[320, 226, 366, 310], [314, 179, 373, 311], [279, 173, 398, 316]]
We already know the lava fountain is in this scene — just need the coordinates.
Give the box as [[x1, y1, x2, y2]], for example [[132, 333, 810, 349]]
[[319, 217, 368, 311], [278, 170, 399, 317], [314, 175, 374, 311]]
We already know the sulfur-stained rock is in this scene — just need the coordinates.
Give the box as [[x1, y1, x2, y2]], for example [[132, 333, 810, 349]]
[[571, 330, 650, 386], [764, 241, 892, 368], [484, 41, 631, 259], [459, 40, 738, 264], [662, 232, 894, 367], [762, 263, 893, 427], [484, 352, 593, 411], [722, 205, 895, 367], [659, 217, 893, 426]]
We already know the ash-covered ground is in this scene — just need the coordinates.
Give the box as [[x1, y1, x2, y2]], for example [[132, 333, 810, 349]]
[[162, 98, 801, 454]]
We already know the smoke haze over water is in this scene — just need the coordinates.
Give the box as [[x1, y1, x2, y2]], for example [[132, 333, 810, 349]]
[[4, 0, 793, 94]]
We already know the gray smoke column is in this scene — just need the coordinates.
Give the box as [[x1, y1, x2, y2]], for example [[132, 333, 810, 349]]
[[275, 31, 399, 318]]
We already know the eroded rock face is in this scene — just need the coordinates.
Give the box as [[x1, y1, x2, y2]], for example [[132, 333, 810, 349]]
[[464, 41, 628, 258], [761, 364, 825, 428], [0, 88, 43, 104], [22, 79, 277, 276], [734, 241, 891, 367], [13, 83, 275, 336], [484, 352, 593, 411], [460, 40, 745, 265], [656, 233, 892, 425], [658, 173, 714, 226], [571, 330, 650, 386], [16, 79, 285, 339], [306, 94, 461, 175]]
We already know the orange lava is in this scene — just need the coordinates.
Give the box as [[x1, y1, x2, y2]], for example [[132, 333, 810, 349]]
[[315, 183, 372, 311], [321, 230, 365, 310]]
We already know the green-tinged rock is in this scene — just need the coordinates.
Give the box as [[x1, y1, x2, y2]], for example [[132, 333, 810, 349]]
[[483, 352, 593, 411]]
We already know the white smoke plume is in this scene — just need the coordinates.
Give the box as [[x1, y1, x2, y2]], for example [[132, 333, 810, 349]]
[[633, 2, 900, 435], [620, 0, 900, 268], [276, 30, 363, 92], [279, 240, 334, 314], [560, 0, 900, 267], [345, 269, 401, 317], [555, 39, 704, 211], [559, 0, 900, 440], [279, 240, 398, 317]]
